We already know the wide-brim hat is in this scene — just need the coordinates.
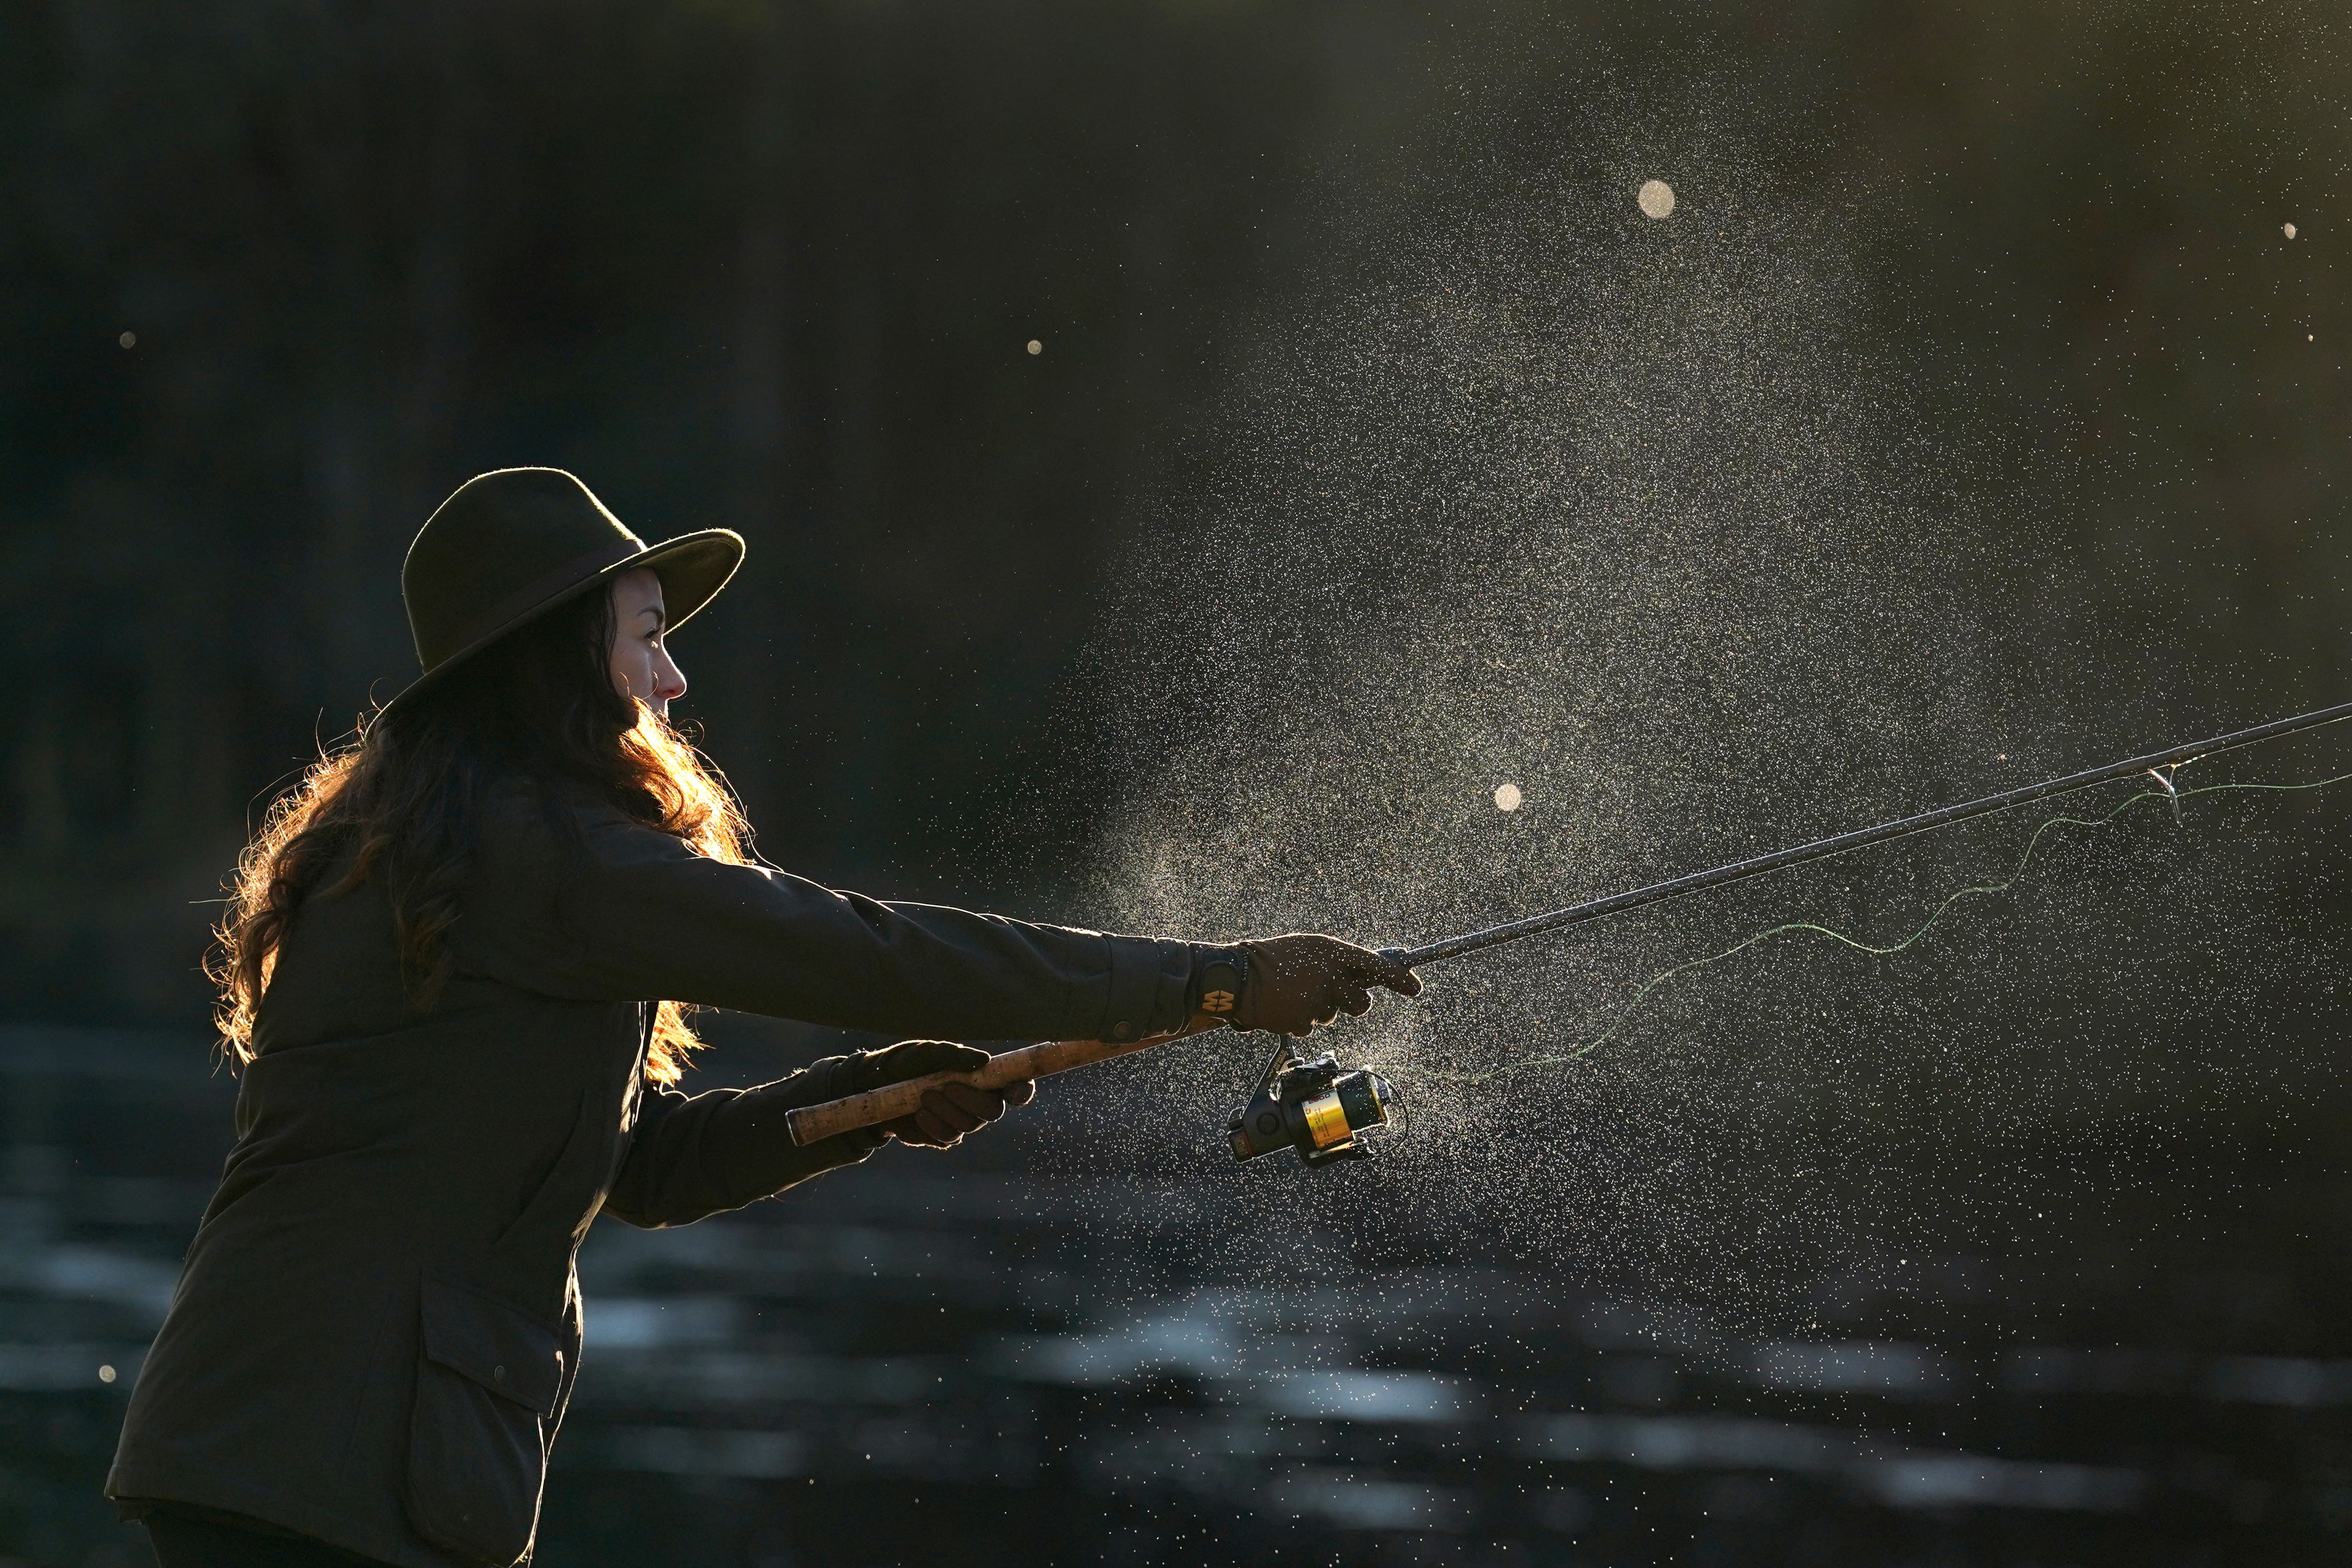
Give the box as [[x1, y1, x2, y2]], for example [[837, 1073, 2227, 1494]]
[[376, 467, 742, 724]]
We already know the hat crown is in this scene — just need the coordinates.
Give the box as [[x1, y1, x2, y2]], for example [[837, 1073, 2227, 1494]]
[[402, 468, 646, 674]]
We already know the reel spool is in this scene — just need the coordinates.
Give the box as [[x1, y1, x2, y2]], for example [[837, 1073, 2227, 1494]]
[[1226, 1038, 1396, 1169]]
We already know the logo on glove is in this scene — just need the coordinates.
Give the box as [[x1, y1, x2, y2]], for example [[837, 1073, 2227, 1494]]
[[1201, 990, 1235, 1013]]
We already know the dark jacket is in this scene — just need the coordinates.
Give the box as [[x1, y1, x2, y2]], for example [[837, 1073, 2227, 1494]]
[[106, 786, 1208, 1566]]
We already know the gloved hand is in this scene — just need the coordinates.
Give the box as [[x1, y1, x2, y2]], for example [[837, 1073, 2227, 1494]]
[[851, 1039, 1037, 1149], [1229, 934, 1422, 1037]]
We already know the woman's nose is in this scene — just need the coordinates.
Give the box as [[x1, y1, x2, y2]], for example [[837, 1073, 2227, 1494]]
[[656, 654, 687, 703]]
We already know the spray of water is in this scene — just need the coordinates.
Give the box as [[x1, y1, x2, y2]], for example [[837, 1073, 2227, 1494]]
[[1016, 78, 2346, 1326]]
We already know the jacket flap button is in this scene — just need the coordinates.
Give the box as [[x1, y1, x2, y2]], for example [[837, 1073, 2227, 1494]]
[[419, 1271, 561, 1414], [1111, 1021, 1130, 1040]]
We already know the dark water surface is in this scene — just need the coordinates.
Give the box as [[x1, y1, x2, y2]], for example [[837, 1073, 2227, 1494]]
[[7, 1026, 2349, 1568]]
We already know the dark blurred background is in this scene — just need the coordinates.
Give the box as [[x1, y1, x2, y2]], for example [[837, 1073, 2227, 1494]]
[[5, 2, 2350, 1564]]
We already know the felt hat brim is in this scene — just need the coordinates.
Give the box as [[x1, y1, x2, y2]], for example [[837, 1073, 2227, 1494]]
[[373, 528, 743, 725]]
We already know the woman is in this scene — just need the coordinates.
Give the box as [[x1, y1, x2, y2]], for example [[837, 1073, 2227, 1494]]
[[106, 468, 1417, 1568]]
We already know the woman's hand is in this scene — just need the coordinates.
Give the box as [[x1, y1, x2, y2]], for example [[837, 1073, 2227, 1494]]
[[1228, 934, 1422, 1037], [854, 1039, 1036, 1149]]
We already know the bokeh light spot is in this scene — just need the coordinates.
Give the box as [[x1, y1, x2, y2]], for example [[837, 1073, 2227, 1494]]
[[2283, 222, 2298, 239], [117, 331, 136, 349], [1638, 179, 1676, 219], [1026, 338, 1042, 355], [1494, 783, 1523, 812]]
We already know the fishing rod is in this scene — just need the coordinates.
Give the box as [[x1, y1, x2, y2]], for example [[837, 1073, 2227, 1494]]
[[788, 696, 2352, 1164]]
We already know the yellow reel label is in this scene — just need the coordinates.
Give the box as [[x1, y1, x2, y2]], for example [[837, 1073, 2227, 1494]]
[[1302, 1092, 1351, 1149]]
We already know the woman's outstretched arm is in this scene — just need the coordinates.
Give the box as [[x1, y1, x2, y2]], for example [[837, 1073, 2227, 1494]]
[[474, 802, 1208, 1041], [459, 796, 1417, 1045]]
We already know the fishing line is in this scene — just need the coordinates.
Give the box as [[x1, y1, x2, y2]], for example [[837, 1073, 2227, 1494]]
[[1402, 767, 2352, 1087]]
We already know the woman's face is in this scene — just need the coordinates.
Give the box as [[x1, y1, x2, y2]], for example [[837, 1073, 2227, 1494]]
[[608, 568, 687, 717]]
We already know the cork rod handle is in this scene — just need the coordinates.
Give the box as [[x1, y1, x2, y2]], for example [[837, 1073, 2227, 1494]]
[[784, 1023, 1215, 1147]]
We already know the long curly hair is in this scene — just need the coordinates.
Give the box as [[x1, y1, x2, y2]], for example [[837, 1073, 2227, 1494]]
[[210, 582, 747, 1084]]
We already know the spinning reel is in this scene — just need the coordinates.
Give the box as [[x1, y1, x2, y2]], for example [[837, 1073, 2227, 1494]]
[[1226, 1036, 1397, 1169]]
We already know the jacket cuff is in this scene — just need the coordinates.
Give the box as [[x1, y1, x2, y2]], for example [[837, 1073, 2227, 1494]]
[[710, 1054, 887, 1200], [795, 1054, 893, 1156], [1093, 935, 1206, 1042]]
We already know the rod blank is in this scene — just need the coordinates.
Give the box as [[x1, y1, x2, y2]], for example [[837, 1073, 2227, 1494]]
[[1389, 697, 2352, 970]]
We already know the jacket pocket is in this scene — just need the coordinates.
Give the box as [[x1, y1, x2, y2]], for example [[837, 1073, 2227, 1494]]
[[404, 1271, 565, 1567]]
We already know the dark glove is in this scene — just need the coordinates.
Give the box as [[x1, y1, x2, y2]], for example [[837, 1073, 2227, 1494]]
[[1229, 934, 1422, 1037], [849, 1039, 1037, 1149]]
